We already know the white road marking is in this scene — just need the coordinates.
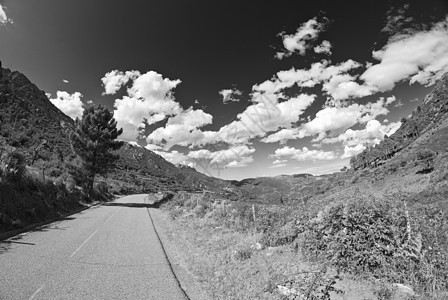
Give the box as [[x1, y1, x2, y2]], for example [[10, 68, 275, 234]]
[[104, 208, 121, 224], [28, 285, 44, 300], [70, 229, 98, 258]]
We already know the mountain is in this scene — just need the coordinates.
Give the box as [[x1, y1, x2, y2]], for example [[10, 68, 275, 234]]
[[228, 74, 448, 207], [0, 63, 230, 194], [229, 173, 330, 205], [350, 73, 448, 171], [0, 65, 75, 161]]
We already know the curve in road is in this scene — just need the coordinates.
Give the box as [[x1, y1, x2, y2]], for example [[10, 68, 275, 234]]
[[0, 194, 189, 300]]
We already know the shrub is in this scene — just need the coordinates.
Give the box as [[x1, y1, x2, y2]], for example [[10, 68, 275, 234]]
[[0, 149, 26, 182], [232, 248, 252, 261], [259, 220, 299, 247], [65, 176, 76, 192], [54, 176, 64, 188], [416, 148, 436, 161], [302, 197, 409, 276]]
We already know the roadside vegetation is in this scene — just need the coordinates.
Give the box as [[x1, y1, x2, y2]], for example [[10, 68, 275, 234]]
[[0, 104, 121, 234], [160, 80, 448, 299], [162, 172, 448, 299]]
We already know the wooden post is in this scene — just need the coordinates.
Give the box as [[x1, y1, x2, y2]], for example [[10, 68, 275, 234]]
[[252, 204, 256, 223]]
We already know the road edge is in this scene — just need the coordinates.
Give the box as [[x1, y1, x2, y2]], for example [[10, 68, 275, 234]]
[[0, 203, 100, 241], [147, 208, 209, 300]]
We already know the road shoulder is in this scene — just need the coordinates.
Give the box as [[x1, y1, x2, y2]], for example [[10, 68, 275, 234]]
[[149, 208, 208, 300]]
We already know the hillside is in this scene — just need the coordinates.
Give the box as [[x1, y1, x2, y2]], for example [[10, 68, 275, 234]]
[[0, 65, 75, 163], [0, 63, 230, 194], [160, 73, 448, 299], [0, 63, 233, 233], [350, 73, 448, 171]]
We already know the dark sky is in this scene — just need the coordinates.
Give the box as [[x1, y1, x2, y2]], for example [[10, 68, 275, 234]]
[[1, 0, 447, 179]]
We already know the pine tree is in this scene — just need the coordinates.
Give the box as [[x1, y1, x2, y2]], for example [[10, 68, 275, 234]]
[[70, 105, 123, 194]]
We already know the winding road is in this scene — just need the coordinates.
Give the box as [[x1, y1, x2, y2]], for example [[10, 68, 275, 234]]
[[0, 194, 189, 300]]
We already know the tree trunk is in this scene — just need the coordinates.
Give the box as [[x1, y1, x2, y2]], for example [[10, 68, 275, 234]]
[[88, 172, 95, 197]]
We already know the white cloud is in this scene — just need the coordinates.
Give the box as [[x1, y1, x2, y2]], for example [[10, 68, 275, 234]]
[[101, 70, 140, 95], [261, 128, 299, 144], [219, 88, 242, 103], [322, 73, 375, 101], [254, 59, 376, 101], [270, 146, 336, 162], [361, 17, 448, 90], [293, 159, 350, 175], [261, 95, 396, 144], [341, 144, 366, 159], [49, 91, 84, 120], [0, 4, 12, 24], [146, 107, 213, 149], [215, 93, 315, 145], [188, 145, 255, 168], [105, 70, 183, 141], [154, 150, 192, 167], [276, 17, 329, 58], [62, 79, 69, 83], [299, 96, 396, 141], [269, 163, 287, 169], [321, 119, 402, 159], [314, 40, 332, 55], [381, 4, 415, 39]]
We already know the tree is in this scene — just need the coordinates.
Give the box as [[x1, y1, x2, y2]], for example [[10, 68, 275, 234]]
[[70, 105, 123, 194]]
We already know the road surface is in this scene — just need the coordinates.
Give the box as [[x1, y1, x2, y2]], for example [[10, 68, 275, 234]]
[[0, 194, 189, 300]]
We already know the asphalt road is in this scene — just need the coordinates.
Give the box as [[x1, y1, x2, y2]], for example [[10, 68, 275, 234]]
[[0, 194, 189, 300]]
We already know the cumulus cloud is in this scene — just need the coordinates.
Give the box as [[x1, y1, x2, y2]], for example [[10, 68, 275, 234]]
[[261, 96, 396, 144], [104, 70, 183, 141], [219, 88, 242, 103], [276, 17, 329, 59], [146, 107, 213, 149], [0, 4, 12, 24], [261, 128, 299, 144], [270, 146, 336, 162], [341, 144, 366, 159], [214, 93, 315, 145], [321, 119, 402, 159], [314, 40, 332, 55], [101, 70, 140, 95], [361, 17, 448, 90], [298, 96, 396, 140], [49, 91, 84, 120], [62, 79, 69, 84], [154, 150, 193, 167], [188, 145, 255, 169], [254, 59, 376, 101]]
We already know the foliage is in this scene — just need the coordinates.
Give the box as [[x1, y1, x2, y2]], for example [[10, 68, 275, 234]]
[[69, 105, 123, 194], [302, 197, 409, 276], [0, 148, 26, 182]]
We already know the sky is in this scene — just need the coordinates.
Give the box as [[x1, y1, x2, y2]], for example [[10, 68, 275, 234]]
[[1, 0, 448, 180]]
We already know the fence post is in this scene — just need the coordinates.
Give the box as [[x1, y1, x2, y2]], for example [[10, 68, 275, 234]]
[[252, 204, 256, 223]]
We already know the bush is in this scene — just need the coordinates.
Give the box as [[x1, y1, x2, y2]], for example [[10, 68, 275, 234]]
[[65, 176, 76, 192], [416, 148, 437, 161], [302, 197, 409, 276], [259, 220, 299, 247], [0, 149, 26, 182]]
